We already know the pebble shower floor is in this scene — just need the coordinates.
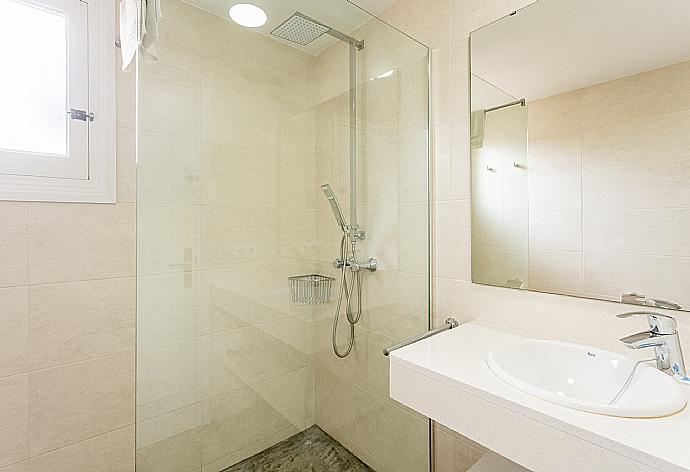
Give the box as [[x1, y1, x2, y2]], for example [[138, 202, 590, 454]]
[[222, 426, 374, 472]]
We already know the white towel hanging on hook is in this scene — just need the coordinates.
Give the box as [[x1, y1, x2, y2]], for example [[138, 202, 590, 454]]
[[119, 0, 162, 71]]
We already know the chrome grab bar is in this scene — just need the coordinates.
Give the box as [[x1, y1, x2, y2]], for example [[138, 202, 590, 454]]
[[383, 318, 459, 356]]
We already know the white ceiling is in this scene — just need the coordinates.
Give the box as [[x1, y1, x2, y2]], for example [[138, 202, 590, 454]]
[[193, 0, 397, 55], [471, 0, 690, 104]]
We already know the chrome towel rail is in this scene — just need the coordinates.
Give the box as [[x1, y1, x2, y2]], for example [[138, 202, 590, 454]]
[[383, 318, 459, 356]]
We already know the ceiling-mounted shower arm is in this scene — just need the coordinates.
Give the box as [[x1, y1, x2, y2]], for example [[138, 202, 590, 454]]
[[292, 12, 364, 50], [326, 26, 365, 51]]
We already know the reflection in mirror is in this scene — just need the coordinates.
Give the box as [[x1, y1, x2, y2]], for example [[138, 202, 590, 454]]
[[470, 0, 690, 310]]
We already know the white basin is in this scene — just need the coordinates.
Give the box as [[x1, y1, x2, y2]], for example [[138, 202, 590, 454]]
[[487, 339, 687, 418]]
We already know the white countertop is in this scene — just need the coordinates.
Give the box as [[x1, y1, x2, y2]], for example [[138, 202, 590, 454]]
[[390, 322, 690, 472]]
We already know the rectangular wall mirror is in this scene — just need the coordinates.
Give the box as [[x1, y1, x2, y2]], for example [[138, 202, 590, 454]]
[[469, 0, 690, 311]]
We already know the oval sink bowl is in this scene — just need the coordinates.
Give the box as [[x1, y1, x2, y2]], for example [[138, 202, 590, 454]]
[[487, 339, 687, 418]]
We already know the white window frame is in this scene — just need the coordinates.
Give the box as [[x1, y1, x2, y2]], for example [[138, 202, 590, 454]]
[[0, 0, 116, 203]]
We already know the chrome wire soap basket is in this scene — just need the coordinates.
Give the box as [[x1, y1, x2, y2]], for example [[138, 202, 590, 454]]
[[289, 274, 335, 304]]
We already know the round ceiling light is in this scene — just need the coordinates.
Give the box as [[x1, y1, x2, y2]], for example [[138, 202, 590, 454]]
[[229, 3, 267, 28]]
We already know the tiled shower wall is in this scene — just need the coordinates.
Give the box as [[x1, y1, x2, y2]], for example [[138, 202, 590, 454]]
[[310, 16, 431, 472], [0, 2, 137, 471]]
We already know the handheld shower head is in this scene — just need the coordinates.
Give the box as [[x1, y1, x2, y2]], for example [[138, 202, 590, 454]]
[[321, 184, 347, 230]]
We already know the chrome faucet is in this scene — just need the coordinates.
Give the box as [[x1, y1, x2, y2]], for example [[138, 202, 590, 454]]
[[617, 311, 686, 377]]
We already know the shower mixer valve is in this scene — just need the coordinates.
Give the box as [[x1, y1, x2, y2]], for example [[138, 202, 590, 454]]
[[320, 183, 379, 357], [333, 256, 378, 272]]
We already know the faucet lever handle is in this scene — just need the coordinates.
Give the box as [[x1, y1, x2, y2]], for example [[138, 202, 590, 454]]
[[617, 311, 677, 335]]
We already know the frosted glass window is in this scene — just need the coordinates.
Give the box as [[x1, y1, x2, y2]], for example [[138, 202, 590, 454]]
[[0, 0, 68, 156], [0, 0, 116, 203]]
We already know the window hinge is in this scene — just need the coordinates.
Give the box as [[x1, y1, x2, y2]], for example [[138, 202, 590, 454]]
[[67, 108, 95, 122]]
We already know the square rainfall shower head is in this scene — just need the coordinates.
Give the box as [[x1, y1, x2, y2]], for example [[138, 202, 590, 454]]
[[271, 12, 330, 46]]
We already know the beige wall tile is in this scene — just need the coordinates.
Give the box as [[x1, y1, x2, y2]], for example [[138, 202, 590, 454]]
[[136, 339, 196, 421], [528, 249, 583, 295], [527, 91, 582, 137], [578, 61, 690, 129], [353, 328, 396, 399], [201, 370, 305, 466], [136, 131, 173, 204], [315, 367, 354, 450], [528, 133, 582, 175], [582, 159, 690, 211], [136, 203, 201, 276], [0, 375, 28, 467], [523, 58, 690, 304], [398, 132, 431, 205], [137, 273, 195, 348], [583, 208, 690, 257], [365, 205, 399, 271], [529, 211, 582, 252], [0, 202, 28, 288], [194, 267, 311, 337], [582, 108, 690, 170], [353, 387, 428, 472], [0, 287, 28, 378], [528, 170, 581, 212], [27, 203, 135, 284], [0, 462, 27, 472], [359, 270, 429, 341], [436, 200, 471, 280], [28, 426, 134, 472], [366, 140, 399, 207], [471, 247, 527, 288], [137, 405, 201, 472], [583, 252, 690, 304], [28, 352, 134, 456], [306, 365, 315, 423], [449, 43, 472, 202], [28, 278, 135, 370], [116, 126, 137, 203], [198, 321, 307, 399], [398, 203, 430, 276], [116, 58, 136, 129], [313, 316, 355, 380], [433, 425, 484, 472]]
